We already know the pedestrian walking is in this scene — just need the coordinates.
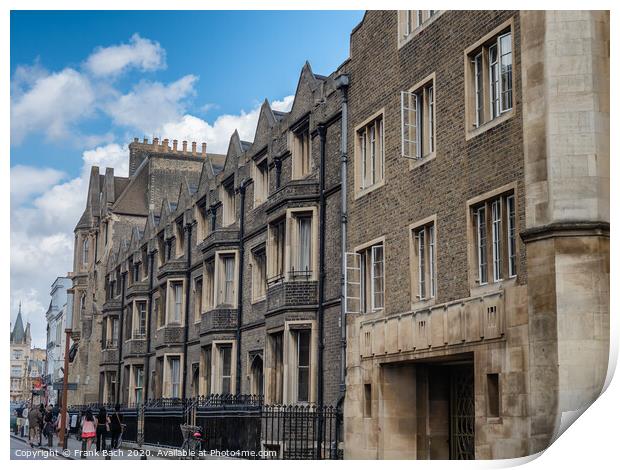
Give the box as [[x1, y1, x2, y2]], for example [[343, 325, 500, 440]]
[[81, 409, 97, 452], [109, 404, 123, 450], [27, 404, 42, 446], [96, 407, 110, 452]]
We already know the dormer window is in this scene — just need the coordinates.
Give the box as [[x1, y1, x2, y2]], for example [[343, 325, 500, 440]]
[[253, 153, 269, 207], [221, 177, 236, 226], [175, 219, 184, 258], [291, 122, 311, 179]]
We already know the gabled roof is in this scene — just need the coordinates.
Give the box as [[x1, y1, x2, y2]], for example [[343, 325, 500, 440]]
[[287, 61, 323, 120], [111, 159, 150, 216], [142, 210, 160, 241], [247, 99, 278, 156], [221, 130, 248, 176]]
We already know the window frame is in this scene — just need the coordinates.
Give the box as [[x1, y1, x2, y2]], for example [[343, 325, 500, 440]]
[[354, 237, 386, 314], [398, 11, 444, 48], [464, 18, 515, 140], [354, 109, 385, 199], [290, 121, 312, 180], [166, 279, 185, 326], [251, 245, 267, 303], [467, 183, 519, 293], [221, 177, 236, 227], [401, 73, 437, 167], [252, 152, 270, 207], [409, 215, 437, 308], [193, 276, 203, 323], [214, 250, 239, 308], [163, 354, 183, 398]]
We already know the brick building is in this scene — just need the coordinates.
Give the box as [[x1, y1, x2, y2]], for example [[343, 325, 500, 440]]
[[66, 10, 609, 460], [342, 10, 609, 460]]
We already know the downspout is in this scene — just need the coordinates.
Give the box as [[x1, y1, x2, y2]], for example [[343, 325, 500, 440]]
[[181, 222, 192, 400], [316, 124, 327, 458], [116, 272, 127, 403], [235, 181, 248, 395], [335, 74, 350, 407], [143, 251, 154, 402]]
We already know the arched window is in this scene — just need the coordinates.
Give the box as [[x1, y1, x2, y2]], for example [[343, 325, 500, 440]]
[[250, 354, 264, 396]]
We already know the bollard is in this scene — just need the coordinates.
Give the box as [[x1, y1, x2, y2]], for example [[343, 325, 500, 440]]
[[81, 438, 87, 459]]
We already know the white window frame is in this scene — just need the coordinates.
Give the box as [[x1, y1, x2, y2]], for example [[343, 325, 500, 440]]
[[491, 199, 502, 282], [251, 246, 267, 303], [355, 110, 385, 196], [214, 251, 238, 308], [166, 279, 185, 326], [291, 124, 311, 179], [253, 153, 269, 207], [476, 206, 488, 285], [401, 74, 436, 162], [507, 195, 517, 278]]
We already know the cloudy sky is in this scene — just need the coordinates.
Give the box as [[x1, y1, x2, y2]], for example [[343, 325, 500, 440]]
[[10, 10, 363, 347]]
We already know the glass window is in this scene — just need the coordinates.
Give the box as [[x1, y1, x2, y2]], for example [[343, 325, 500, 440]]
[[220, 345, 232, 394], [296, 330, 311, 402], [358, 115, 384, 190], [170, 357, 180, 398]]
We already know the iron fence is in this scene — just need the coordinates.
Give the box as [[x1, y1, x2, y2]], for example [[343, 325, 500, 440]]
[[67, 396, 342, 459]]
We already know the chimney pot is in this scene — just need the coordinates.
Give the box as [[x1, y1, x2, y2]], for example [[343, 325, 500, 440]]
[[173, 140, 178, 152], [201, 143, 207, 156], [143, 137, 148, 144], [153, 137, 159, 146], [134, 137, 139, 143], [191, 142, 197, 155], [182, 141, 188, 153], [163, 138, 169, 150]]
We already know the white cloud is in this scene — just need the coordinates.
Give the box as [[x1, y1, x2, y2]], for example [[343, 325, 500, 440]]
[[82, 143, 129, 177], [85, 33, 166, 77], [10, 165, 66, 206], [104, 75, 198, 132], [157, 95, 295, 154], [11, 68, 96, 144]]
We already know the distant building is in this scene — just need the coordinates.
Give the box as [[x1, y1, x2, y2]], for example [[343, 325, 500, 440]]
[[44, 276, 72, 404], [10, 304, 32, 402]]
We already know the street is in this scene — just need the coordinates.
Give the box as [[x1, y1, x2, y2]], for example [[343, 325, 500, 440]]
[[10, 436, 64, 460]]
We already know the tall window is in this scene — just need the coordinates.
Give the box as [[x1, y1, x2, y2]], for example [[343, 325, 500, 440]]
[[175, 219, 184, 258], [110, 317, 119, 348], [356, 114, 384, 191], [168, 281, 183, 324], [194, 278, 203, 322], [472, 191, 517, 285], [157, 233, 166, 267], [351, 242, 384, 313], [251, 247, 267, 301], [201, 346, 212, 395], [82, 238, 89, 267], [292, 123, 311, 179], [253, 154, 269, 206], [204, 260, 215, 310], [269, 332, 284, 403], [295, 330, 311, 402], [196, 204, 208, 244], [401, 77, 435, 160], [222, 178, 236, 226], [219, 345, 232, 394], [466, 27, 513, 131], [168, 356, 181, 398], [292, 214, 312, 278], [134, 366, 144, 405], [412, 222, 436, 301], [134, 301, 147, 338], [216, 253, 236, 307], [268, 219, 286, 284]]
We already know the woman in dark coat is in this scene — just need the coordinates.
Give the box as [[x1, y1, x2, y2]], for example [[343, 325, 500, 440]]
[[95, 407, 110, 452], [109, 404, 123, 449]]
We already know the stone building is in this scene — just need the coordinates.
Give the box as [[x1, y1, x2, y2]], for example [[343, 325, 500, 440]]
[[10, 304, 32, 402], [68, 139, 210, 404], [342, 10, 609, 460], [65, 9, 609, 460], [91, 63, 347, 408], [44, 276, 72, 404]]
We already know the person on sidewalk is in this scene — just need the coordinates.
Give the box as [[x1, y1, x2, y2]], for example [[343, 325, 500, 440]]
[[109, 404, 123, 450], [96, 407, 110, 452], [81, 409, 97, 452], [43, 405, 55, 443], [28, 404, 42, 446]]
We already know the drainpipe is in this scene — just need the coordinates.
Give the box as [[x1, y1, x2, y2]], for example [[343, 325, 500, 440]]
[[316, 124, 327, 457], [335, 74, 349, 408], [235, 180, 248, 395], [143, 251, 154, 402], [181, 221, 192, 400], [116, 272, 127, 403]]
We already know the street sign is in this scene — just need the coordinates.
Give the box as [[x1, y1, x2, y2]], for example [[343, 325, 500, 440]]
[[53, 382, 78, 391]]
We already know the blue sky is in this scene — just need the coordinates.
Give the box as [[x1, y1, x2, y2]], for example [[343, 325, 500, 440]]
[[10, 10, 363, 346]]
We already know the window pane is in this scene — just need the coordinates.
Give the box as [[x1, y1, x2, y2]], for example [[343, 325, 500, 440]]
[[492, 199, 502, 282], [224, 256, 235, 304], [418, 229, 426, 299], [297, 330, 311, 402], [474, 53, 483, 127], [477, 207, 488, 284], [489, 44, 499, 119], [429, 225, 436, 298], [297, 217, 312, 273], [371, 245, 384, 310], [499, 33, 513, 112], [221, 346, 232, 394], [427, 86, 434, 153]]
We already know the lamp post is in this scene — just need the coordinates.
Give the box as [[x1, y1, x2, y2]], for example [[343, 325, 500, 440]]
[[58, 328, 72, 450]]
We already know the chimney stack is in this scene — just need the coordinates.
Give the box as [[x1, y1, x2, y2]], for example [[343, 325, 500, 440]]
[[143, 137, 148, 144], [191, 142, 197, 155], [153, 137, 159, 147], [133, 137, 139, 143], [201, 143, 207, 157], [182, 141, 188, 153], [173, 140, 178, 152]]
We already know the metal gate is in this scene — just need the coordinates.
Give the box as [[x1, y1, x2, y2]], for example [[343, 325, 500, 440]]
[[449, 365, 475, 460]]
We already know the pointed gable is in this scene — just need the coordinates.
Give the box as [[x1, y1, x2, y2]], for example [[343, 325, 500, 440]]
[[247, 99, 278, 157], [11, 307, 25, 343], [75, 166, 101, 230], [222, 130, 247, 176], [287, 61, 323, 123]]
